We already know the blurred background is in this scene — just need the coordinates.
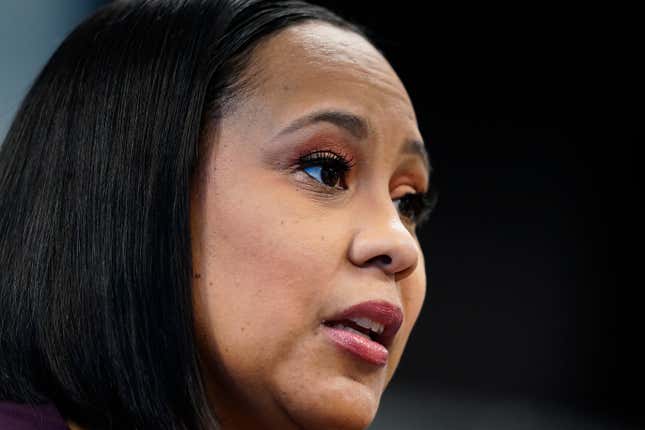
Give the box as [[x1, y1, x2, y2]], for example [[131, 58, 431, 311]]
[[1, 1, 641, 429]]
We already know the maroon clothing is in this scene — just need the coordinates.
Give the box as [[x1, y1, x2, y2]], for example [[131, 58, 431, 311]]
[[0, 401, 68, 430]]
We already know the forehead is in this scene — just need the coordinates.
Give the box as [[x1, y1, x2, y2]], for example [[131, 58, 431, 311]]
[[240, 21, 419, 129]]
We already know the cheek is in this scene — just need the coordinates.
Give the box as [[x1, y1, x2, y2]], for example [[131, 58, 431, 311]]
[[191, 172, 343, 383], [385, 249, 427, 381], [402, 265, 427, 332], [403, 248, 427, 323]]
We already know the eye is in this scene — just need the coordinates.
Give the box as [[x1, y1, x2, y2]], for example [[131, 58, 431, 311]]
[[298, 150, 355, 190], [393, 188, 439, 228]]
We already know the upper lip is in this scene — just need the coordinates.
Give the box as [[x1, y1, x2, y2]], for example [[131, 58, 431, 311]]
[[322, 300, 403, 348]]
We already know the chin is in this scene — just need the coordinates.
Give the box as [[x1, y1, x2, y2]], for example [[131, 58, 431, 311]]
[[288, 401, 378, 430], [277, 375, 382, 430]]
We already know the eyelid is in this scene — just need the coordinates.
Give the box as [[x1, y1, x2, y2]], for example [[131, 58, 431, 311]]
[[298, 149, 356, 168], [391, 182, 423, 200]]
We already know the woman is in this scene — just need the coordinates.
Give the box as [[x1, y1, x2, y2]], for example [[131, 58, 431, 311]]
[[0, 0, 436, 429]]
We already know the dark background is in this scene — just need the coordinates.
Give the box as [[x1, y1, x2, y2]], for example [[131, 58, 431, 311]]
[[309, 2, 642, 429], [1, 2, 640, 429]]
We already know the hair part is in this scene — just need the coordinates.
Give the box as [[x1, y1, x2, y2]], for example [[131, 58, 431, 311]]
[[0, 1, 367, 428]]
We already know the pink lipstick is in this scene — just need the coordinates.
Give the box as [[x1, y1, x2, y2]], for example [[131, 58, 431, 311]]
[[321, 300, 403, 366]]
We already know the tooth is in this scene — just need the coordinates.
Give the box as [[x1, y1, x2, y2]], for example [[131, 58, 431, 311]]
[[349, 318, 384, 335], [352, 317, 370, 329], [373, 322, 384, 334]]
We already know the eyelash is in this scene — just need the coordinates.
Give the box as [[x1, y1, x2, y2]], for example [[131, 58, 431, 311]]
[[297, 150, 356, 190], [394, 188, 438, 228], [296, 150, 438, 228]]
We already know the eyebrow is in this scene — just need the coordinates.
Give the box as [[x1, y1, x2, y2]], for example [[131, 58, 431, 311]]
[[276, 109, 369, 140], [275, 109, 432, 174]]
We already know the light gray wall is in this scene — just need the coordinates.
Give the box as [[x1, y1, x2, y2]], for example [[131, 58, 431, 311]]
[[0, 0, 103, 141]]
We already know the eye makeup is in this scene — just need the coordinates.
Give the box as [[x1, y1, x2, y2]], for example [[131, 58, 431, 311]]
[[296, 150, 356, 190], [394, 188, 438, 229], [294, 145, 437, 228]]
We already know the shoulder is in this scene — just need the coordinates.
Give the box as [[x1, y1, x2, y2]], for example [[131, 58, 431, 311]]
[[0, 401, 69, 430]]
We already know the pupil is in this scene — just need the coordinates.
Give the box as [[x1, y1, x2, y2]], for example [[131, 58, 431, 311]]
[[398, 198, 414, 221], [321, 168, 340, 187]]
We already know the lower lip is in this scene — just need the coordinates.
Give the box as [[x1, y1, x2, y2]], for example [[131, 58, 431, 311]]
[[322, 325, 389, 366]]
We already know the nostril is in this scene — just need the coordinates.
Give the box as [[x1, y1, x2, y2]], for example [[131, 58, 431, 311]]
[[367, 255, 392, 266]]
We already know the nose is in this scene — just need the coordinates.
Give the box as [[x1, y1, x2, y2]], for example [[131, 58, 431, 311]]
[[347, 195, 420, 282]]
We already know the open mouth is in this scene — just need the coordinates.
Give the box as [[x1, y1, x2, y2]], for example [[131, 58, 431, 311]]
[[321, 300, 403, 366], [323, 318, 385, 345]]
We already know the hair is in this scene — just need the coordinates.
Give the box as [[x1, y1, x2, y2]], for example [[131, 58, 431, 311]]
[[0, 1, 368, 428]]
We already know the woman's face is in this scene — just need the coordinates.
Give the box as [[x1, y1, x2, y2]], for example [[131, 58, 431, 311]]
[[191, 22, 429, 430]]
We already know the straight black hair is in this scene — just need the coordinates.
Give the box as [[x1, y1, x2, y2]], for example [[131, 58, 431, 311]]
[[0, 1, 366, 428]]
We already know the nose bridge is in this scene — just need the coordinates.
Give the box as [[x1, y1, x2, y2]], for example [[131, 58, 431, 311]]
[[347, 189, 420, 280]]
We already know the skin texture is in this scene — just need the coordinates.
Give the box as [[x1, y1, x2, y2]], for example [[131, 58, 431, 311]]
[[190, 22, 429, 430]]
